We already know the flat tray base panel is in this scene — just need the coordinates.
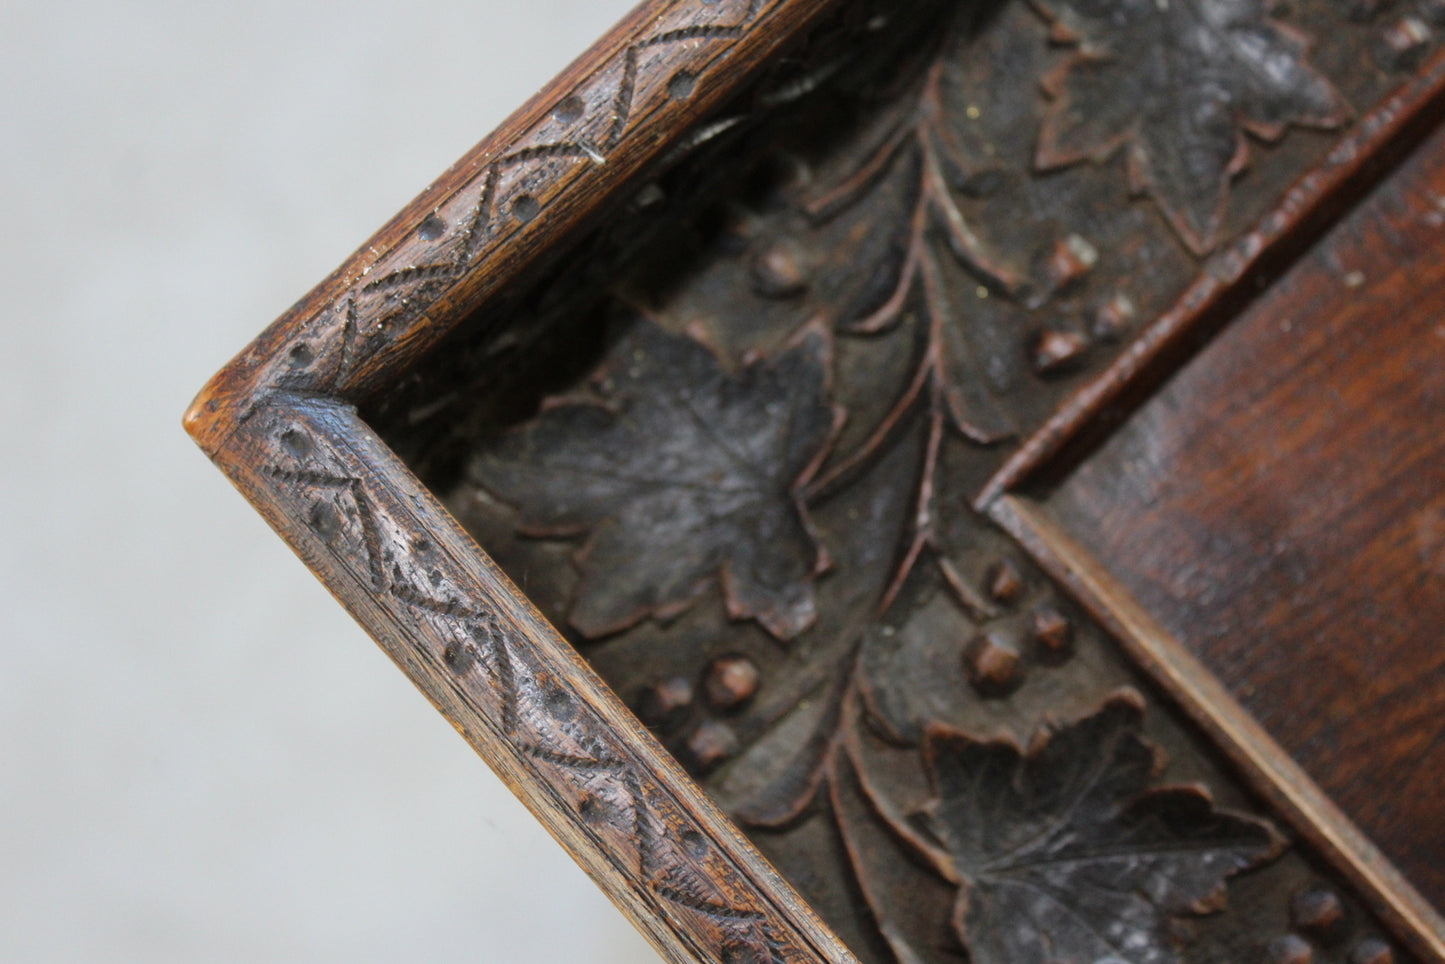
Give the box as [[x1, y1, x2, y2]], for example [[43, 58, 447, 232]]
[[1044, 118, 1445, 912]]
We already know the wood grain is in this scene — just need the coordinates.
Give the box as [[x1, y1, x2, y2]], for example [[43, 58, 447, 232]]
[[214, 393, 857, 964], [182, 0, 1445, 958], [185, 0, 842, 455], [980, 45, 1445, 507], [398, 0, 1445, 956], [184, 2, 862, 960], [990, 495, 1445, 964], [1042, 117, 1445, 914]]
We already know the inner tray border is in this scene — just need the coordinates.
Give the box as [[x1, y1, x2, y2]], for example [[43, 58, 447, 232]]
[[977, 49, 1445, 964]]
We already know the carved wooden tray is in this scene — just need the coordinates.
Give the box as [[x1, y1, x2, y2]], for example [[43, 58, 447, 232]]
[[186, 0, 1445, 960]]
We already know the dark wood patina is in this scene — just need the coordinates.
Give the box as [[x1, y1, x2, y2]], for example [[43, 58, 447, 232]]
[[188, 0, 1445, 960]]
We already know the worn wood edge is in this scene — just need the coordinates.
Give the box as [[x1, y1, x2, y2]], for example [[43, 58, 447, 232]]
[[975, 44, 1445, 509], [180, 4, 866, 957], [184, 0, 846, 460], [214, 391, 858, 964], [986, 493, 1445, 963]]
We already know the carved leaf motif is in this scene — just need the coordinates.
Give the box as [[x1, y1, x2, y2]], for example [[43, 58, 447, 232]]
[[713, 668, 853, 828], [1032, 0, 1349, 253], [859, 591, 983, 744], [906, 692, 1283, 964], [805, 122, 1022, 447], [469, 318, 839, 641]]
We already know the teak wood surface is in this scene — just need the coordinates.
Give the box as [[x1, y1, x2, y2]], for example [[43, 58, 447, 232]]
[[187, 0, 1445, 960]]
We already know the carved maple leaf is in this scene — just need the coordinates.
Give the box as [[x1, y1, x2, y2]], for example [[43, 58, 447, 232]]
[[907, 692, 1283, 964], [469, 318, 840, 641], [1032, 0, 1349, 253]]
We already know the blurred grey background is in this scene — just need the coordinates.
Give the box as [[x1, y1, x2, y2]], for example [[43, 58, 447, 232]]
[[0, 1, 660, 960]]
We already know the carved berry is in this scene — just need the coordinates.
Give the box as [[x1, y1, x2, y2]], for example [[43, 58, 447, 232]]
[[1267, 934, 1315, 964], [544, 685, 578, 722], [964, 630, 1024, 697], [1290, 885, 1347, 944], [686, 719, 740, 772], [1031, 328, 1089, 376], [704, 655, 760, 711], [1030, 605, 1075, 662], [1045, 233, 1098, 292], [636, 676, 694, 728], [511, 194, 541, 224], [1376, 16, 1432, 71], [679, 828, 708, 859], [442, 641, 476, 671], [1349, 938, 1394, 964], [986, 559, 1025, 604], [307, 500, 342, 541], [749, 238, 810, 298], [1091, 291, 1137, 342]]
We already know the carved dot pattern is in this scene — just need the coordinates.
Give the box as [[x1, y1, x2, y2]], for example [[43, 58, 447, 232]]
[[669, 70, 699, 100], [553, 94, 586, 124], [263, 410, 794, 961], [289, 0, 769, 388]]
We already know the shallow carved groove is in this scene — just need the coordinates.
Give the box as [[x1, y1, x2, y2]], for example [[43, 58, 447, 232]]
[[239, 397, 828, 963]]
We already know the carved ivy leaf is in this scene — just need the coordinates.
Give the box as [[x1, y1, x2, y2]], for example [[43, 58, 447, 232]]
[[908, 692, 1284, 964], [711, 670, 845, 828], [1032, 0, 1349, 253], [859, 591, 982, 745], [469, 318, 840, 641]]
